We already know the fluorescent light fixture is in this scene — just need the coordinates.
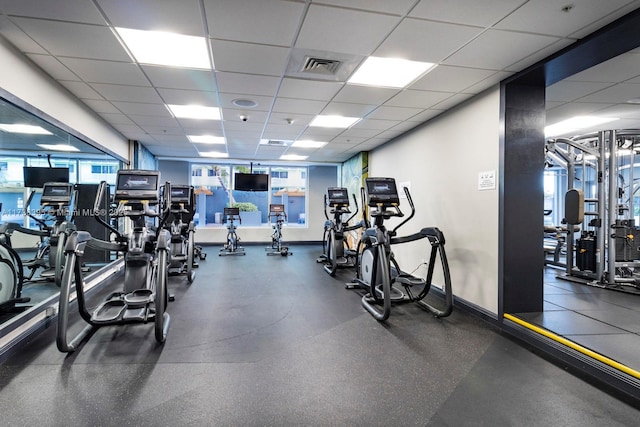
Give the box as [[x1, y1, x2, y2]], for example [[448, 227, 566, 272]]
[[188, 135, 226, 144], [0, 124, 52, 135], [199, 151, 228, 158], [348, 56, 435, 88], [291, 140, 327, 148], [280, 154, 308, 161], [37, 144, 79, 152], [545, 116, 619, 137], [167, 104, 221, 120], [115, 27, 211, 69], [309, 115, 360, 128]]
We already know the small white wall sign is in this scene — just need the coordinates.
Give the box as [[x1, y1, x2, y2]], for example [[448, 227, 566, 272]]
[[478, 170, 496, 190]]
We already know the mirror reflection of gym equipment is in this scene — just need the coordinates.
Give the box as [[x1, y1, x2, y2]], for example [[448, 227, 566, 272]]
[[316, 187, 362, 276], [546, 130, 640, 292], [57, 170, 172, 352], [346, 177, 453, 321], [219, 207, 245, 256], [266, 204, 291, 256]]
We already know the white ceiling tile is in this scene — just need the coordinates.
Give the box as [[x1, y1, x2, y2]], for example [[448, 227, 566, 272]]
[[156, 88, 219, 106], [545, 102, 614, 123], [374, 18, 483, 63], [0, 16, 47, 54], [546, 81, 614, 102], [26, 54, 79, 80], [139, 126, 184, 136], [278, 78, 343, 101], [111, 101, 172, 116], [330, 136, 366, 145], [352, 118, 401, 130], [96, 0, 204, 36], [577, 103, 640, 119], [99, 113, 135, 125], [333, 85, 398, 105], [410, 65, 496, 92], [83, 99, 120, 114], [129, 115, 180, 127], [147, 134, 190, 144], [340, 127, 382, 138], [505, 38, 575, 72], [443, 29, 559, 70], [268, 112, 315, 126], [367, 105, 423, 120], [494, 0, 632, 38], [299, 128, 345, 139], [204, 0, 304, 46], [464, 71, 512, 93], [58, 57, 149, 86], [141, 66, 216, 91], [89, 83, 163, 103], [10, 17, 130, 61], [384, 90, 452, 109], [211, 40, 289, 76], [1, 0, 106, 24], [262, 125, 305, 140], [321, 102, 377, 117], [578, 83, 640, 104], [176, 118, 223, 131], [59, 81, 104, 100], [215, 72, 280, 96], [569, 2, 640, 39], [406, 109, 444, 123], [410, 0, 524, 27], [214, 94, 270, 112], [314, 0, 416, 15], [295, 4, 400, 56], [272, 98, 327, 115], [566, 52, 640, 83]]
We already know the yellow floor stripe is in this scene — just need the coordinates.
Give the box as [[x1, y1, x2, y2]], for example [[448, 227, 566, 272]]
[[504, 313, 640, 380]]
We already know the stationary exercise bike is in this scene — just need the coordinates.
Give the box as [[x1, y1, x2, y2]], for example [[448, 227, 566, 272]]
[[163, 184, 199, 282], [266, 204, 291, 256], [316, 187, 362, 276], [57, 170, 172, 352], [347, 177, 452, 321], [219, 207, 245, 256]]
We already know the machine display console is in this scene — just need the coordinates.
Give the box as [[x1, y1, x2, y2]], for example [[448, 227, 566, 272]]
[[169, 185, 192, 204], [365, 177, 400, 207], [41, 182, 73, 204], [327, 187, 349, 207], [223, 207, 240, 216], [114, 170, 160, 201]]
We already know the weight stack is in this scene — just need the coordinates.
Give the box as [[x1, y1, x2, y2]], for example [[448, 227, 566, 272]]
[[576, 232, 597, 272]]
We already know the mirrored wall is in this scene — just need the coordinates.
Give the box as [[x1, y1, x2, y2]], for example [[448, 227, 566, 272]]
[[0, 95, 123, 333]]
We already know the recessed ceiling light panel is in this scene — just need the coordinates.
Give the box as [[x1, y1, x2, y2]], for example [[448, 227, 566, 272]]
[[291, 140, 327, 148], [37, 144, 79, 152], [348, 56, 435, 88], [309, 115, 360, 128], [0, 124, 52, 134], [167, 104, 221, 120], [199, 151, 229, 158], [280, 154, 308, 161], [188, 135, 226, 144], [116, 27, 211, 69]]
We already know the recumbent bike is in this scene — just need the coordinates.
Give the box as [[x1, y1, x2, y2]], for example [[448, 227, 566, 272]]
[[346, 177, 453, 321], [57, 170, 172, 352]]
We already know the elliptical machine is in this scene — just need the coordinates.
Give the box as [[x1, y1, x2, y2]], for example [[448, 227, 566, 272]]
[[163, 184, 198, 282], [219, 207, 245, 256], [347, 177, 453, 321], [266, 204, 291, 256], [316, 187, 362, 276], [57, 170, 172, 352]]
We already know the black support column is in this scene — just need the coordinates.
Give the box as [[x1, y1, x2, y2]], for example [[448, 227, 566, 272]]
[[499, 72, 546, 315]]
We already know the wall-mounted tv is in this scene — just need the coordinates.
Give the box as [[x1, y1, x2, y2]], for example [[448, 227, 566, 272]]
[[23, 167, 69, 188], [234, 173, 269, 192]]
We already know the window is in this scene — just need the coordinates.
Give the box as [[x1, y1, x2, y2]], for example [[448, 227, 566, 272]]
[[190, 163, 308, 227]]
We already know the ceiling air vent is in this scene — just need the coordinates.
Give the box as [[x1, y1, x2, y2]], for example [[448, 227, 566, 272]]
[[266, 140, 288, 147], [301, 57, 342, 76]]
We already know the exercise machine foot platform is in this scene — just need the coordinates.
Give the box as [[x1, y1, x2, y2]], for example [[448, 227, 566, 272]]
[[346, 177, 453, 321], [57, 170, 172, 352]]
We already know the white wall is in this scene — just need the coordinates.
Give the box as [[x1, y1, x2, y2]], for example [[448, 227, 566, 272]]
[[369, 88, 500, 315], [0, 37, 128, 161]]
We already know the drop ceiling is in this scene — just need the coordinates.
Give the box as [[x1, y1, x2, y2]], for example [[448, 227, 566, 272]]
[[0, 0, 639, 163]]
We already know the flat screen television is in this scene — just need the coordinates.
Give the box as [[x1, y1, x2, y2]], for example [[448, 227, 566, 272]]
[[23, 167, 69, 188], [234, 173, 268, 191]]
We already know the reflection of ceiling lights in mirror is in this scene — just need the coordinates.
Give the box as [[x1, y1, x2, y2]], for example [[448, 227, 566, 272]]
[[188, 135, 225, 144], [545, 116, 619, 137], [280, 154, 307, 160], [199, 151, 228, 158], [167, 104, 221, 120], [0, 124, 52, 134], [37, 144, 80, 152], [115, 27, 211, 69]]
